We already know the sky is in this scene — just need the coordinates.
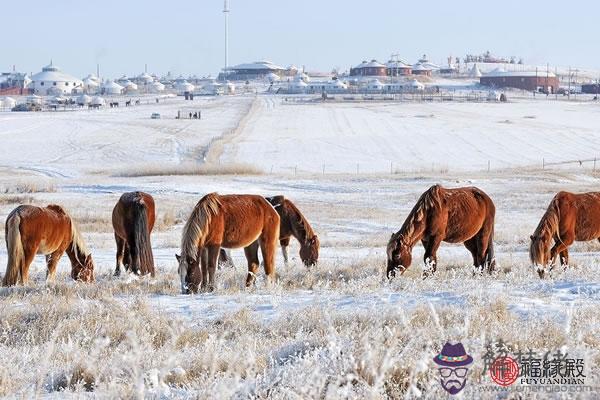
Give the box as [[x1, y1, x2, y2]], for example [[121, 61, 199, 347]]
[[2, 0, 599, 79]]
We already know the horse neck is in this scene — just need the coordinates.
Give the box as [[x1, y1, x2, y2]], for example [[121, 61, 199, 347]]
[[66, 241, 86, 266], [286, 202, 313, 243]]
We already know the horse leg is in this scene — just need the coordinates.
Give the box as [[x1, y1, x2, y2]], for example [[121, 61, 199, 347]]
[[280, 236, 290, 265], [244, 242, 260, 287], [21, 244, 38, 285], [114, 234, 125, 276], [260, 231, 279, 287], [206, 245, 220, 292], [200, 247, 209, 291], [422, 236, 442, 278], [550, 233, 574, 271], [464, 237, 482, 275], [46, 250, 64, 282], [559, 249, 569, 269], [123, 244, 132, 273]]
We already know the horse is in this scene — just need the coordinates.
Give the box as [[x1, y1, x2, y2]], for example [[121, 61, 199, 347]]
[[386, 185, 495, 278], [176, 193, 280, 293], [530, 191, 600, 278], [125, 100, 131, 107], [112, 191, 156, 277], [2, 204, 95, 286], [218, 195, 319, 266]]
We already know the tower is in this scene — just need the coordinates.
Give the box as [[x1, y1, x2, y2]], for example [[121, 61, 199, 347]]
[[223, 0, 230, 70]]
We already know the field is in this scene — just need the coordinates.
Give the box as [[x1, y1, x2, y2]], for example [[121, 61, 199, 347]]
[[0, 95, 599, 398]]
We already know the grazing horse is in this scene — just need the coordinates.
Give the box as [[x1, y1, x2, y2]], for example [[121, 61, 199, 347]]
[[386, 185, 496, 278], [112, 191, 156, 277], [218, 195, 319, 266], [530, 191, 600, 278], [3, 205, 95, 286], [176, 193, 280, 293]]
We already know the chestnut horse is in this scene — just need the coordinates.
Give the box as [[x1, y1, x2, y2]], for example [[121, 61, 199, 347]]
[[218, 195, 320, 267], [3, 204, 95, 286], [176, 193, 279, 293], [386, 185, 495, 278], [530, 191, 600, 278], [112, 191, 156, 277]]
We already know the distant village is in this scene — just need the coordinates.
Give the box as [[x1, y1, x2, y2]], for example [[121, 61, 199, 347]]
[[1, 51, 599, 110]]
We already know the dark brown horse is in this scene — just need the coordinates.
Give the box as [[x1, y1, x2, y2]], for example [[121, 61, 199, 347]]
[[112, 191, 156, 277], [176, 193, 280, 293], [3, 204, 95, 286], [530, 191, 600, 278], [386, 185, 495, 278], [218, 195, 319, 267]]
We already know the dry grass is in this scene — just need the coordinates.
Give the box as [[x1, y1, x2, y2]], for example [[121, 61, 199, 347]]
[[114, 162, 263, 178], [0, 180, 56, 194]]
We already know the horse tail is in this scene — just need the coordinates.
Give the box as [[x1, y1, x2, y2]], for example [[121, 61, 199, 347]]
[[130, 201, 154, 276], [3, 210, 24, 286]]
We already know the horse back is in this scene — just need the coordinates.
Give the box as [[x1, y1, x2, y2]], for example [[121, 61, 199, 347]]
[[113, 191, 156, 236], [11, 204, 72, 252], [441, 187, 494, 242]]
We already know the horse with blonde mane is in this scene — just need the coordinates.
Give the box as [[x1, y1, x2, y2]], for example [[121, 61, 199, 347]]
[[112, 191, 156, 277], [530, 191, 600, 278], [218, 195, 320, 267], [176, 193, 280, 293], [3, 204, 95, 286], [386, 185, 495, 278]]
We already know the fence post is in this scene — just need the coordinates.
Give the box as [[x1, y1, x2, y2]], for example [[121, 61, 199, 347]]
[[542, 158, 545, 170], [390, 161, 393, 174], [487, 160, 490, 172], [322, 164, 325, 175], [294, 165, 297, 176], [594, 157, 597, 172], [357, 163, 359, 174]]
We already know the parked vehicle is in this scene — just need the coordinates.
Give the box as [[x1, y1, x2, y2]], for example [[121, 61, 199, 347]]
[[12, 103, 42, 112], [151, 113, 161, 119]]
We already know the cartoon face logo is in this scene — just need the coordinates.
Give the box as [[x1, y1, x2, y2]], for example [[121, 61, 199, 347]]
[[433, 342, 473, 395]]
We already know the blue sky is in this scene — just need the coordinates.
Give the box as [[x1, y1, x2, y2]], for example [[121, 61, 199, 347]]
[[2, 0, 598, 78]]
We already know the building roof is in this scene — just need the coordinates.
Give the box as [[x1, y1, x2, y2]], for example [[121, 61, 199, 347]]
[[31, 63, 82, 84], [483, 69, 557, 78], [386, 60, 411, 68], [228, 60, 285, 71], [354, 60, 386, 69]]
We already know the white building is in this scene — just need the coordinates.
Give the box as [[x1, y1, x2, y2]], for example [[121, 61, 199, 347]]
[[30, 62, 83, 95], [101, 80, 124, 95]]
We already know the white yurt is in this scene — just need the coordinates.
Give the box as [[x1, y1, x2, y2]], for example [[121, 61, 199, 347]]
[[175, 80, 195, 95], [367, 79, 384, 91], [265, 72, 280, 83], [289, 79, 308, 93], [2, 97, 16, 109], [83, 76, 100, 94], [296, 71, 310, 82], [330, 79, 347, 90], [91, 96, 105, 106], [469, 64, 482, 78], [149, 81, 165, 93], [102, 80, 124, 95], [25, 95, 42, 105], [77, 94, 92, 105], [408, 79, 425, 91], [30, 62, 83, 95], [122, 80, 138, 92], [137, 72, 154, 84]]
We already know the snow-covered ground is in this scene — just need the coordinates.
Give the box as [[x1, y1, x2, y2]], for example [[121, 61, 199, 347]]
[[0, 94, 599, 398]]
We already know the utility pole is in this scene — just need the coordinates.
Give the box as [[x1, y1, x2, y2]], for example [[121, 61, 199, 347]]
[[223, 0, 230, 70]]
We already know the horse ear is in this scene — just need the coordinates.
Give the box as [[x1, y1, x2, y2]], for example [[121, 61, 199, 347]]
[[175, 254, 181, 263], [530, 235, 535, 241]]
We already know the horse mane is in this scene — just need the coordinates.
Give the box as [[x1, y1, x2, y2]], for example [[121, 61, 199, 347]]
[[47, 204, 90, 260], [397, 185, 443, 242], [181, 192, 221, 259], [529, 196, 560, 263], [283, 199, 315, 242]]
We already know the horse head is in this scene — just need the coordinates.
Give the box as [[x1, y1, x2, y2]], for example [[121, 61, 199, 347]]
[[529, 234, 551, 278], [175, 254, 201, 294], [300, 235, 320, 267], [386, 233, 412, 278], [72, 254, 95, 282]]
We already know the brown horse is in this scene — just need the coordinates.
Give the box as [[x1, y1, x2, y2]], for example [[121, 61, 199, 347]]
[[218, 195, 320, 267], [3, 204, 95, 286], [386, 185, 495, 278], [176, 193, 280, 293], [112, 191, 156, 277], [530, 191, 600, 278]]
